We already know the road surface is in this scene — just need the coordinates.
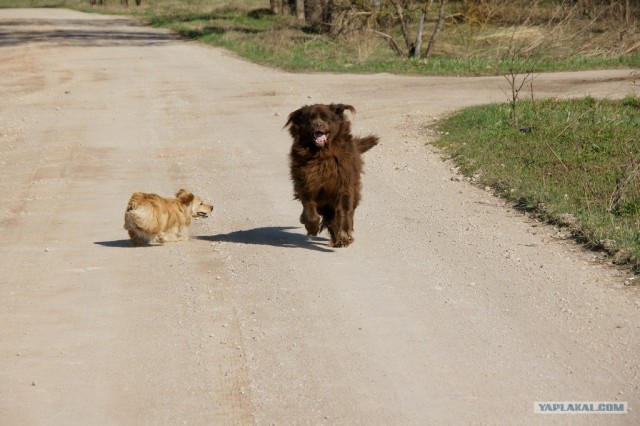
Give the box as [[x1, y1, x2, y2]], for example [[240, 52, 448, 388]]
[[1, 8, 638, 425]]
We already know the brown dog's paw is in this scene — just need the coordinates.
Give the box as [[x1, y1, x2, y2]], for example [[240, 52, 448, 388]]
[[329, 239, 350, 248], [304, 222, 320, 236], [330, 232, 353, 248], [300, 213, 320, 236]]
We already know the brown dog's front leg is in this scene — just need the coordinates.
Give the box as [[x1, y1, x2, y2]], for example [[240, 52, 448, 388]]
[[300, 201, 320, 236], [330, 193, 354, 247]]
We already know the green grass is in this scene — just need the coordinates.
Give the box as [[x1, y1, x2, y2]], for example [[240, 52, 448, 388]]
[[146, 7, 640, 75], [2, 0, 639, 75], [434, 96, 640, 271]]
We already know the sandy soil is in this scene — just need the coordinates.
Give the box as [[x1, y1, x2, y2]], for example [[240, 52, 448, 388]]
[[0, 8, 639, 425]]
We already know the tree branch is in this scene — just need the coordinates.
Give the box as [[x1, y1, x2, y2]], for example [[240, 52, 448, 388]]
[[373, 30, 407, 57], [389, 0, 414, 54]]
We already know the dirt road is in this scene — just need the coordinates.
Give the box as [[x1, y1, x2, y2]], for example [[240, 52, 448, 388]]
[[1, 8, 639, 425]]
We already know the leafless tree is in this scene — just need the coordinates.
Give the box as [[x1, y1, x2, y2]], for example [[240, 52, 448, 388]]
[[270, 0, 304, 18], [375, 0, 447, 59], [424, 0, 446, 58]]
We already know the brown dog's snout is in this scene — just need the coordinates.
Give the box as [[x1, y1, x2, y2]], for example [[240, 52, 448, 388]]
[[312, 119, 326, 131]]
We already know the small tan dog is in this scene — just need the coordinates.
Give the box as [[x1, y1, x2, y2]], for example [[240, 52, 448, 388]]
[[124, 189, 213, 246]]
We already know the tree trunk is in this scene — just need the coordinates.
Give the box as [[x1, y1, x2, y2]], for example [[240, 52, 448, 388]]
[[413, 0, 434, 59], [389, 0, 415, 55], [271, 0, 304, 18], [305, 0, 328, 30], [296, 0, 305, 20], [424, 0, 446, 58], [625, 0, 631, 27], [270, 0, 282, 15]]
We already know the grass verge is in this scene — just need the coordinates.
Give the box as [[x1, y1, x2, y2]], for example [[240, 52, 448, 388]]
[[2, 0, 639, 75], [144, 6, 640, 75], [434, 96, 640, 272]]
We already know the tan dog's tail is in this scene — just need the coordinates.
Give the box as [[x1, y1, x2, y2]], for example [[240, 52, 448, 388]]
[[356, 135, 379, 153]]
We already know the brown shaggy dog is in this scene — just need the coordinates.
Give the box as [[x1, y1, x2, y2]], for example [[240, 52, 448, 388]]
[[285, 103, 379, 247], [124, 189, 213, 246]]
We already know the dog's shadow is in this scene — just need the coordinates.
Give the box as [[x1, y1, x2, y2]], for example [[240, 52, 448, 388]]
[[94, 239, 134, 248], [198, 226, 333, 253], [94, 227, 332, 252]]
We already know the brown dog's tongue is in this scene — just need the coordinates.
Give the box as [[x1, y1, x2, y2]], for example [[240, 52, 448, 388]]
[[315, 134, 328, 147]]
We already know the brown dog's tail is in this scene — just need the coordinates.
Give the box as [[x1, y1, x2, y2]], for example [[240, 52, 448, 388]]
[[356, 135, 379, 153]]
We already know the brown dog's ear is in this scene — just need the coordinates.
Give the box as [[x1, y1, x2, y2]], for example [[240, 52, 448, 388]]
[[284, 108, 303, 128], [330, 104, 355, 116], [176, 189, 194, 204]]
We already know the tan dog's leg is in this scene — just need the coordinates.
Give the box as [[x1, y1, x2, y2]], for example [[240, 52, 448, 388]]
[[128, 230, 145, 246], [157, 229, 189, 244]]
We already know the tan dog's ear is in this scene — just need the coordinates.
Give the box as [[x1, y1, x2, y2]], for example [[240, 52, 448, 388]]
[[330, 104, 355, 116], [176, 189, 194, 204]]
